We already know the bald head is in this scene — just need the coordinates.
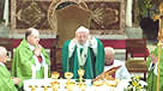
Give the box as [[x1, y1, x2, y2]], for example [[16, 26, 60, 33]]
[[0, 46, 7, 62], [25, 28, 39, 39], [75, 26, 90, 45], [26, 28, 40, 46], [104, 47, 115, 65]]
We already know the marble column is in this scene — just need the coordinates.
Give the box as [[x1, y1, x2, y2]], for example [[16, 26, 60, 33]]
[[126, 0, 133, 27], [3, 0, 9, 26]]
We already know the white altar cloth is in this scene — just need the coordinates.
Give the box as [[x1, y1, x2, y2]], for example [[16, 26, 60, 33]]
[[23, 79, 144, 91]]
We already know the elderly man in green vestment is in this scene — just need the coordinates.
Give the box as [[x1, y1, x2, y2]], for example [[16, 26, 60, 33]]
[[0, 46, 21, 91], [62, 26, 105, 79], [11, 28, 51, 88]]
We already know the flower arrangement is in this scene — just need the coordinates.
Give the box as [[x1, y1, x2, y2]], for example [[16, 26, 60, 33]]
[[125, 76, 147, 91]]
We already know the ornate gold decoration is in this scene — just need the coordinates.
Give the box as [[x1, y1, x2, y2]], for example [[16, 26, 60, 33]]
[[47, 0, 89, 33], [93, 65, 121, 82]]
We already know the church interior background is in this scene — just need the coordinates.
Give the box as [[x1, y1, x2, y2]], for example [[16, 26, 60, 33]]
[[0, 0, 162, 79]]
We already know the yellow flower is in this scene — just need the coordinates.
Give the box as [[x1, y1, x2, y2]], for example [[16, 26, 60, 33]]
[[138, 85, 142, 90], [132, 81, 138, 87], [135, 76, 140, 80]]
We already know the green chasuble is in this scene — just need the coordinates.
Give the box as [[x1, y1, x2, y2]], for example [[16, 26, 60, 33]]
[[0, 63, 17, 91], [146, 47, 163, 91], [62, 38, 104, 79], [11, 39, 50, 88]]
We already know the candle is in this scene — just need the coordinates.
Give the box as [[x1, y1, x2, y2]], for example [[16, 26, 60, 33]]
[[32, 65, 36, 79], [44, 64, 48, 79]]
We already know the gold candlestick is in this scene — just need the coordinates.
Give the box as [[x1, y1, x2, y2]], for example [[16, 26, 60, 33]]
[[29, 85, 38, 91]]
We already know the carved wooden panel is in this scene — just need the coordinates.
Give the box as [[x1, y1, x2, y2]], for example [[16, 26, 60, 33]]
[[11, 0, 54, 34], [85, 0, 126, 35]]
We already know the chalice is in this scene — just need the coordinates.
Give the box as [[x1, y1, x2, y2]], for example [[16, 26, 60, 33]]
[[51, 81, 60, 91], [78, 68, 85, 83], [77, 68, 87, 91], [51, 71, 60, 90], [51, 71, 60, 80], [64, 72, 75, 91]]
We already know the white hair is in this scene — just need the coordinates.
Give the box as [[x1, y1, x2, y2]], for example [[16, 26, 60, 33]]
[[76, 26, 89, 33], [0, 46, 7, 56], [28, 28, 39, 36], [104, 47, 115, 55]]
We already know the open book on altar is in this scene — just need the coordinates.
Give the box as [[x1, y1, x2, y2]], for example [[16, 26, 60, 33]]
[[93, 65, 122, 82]]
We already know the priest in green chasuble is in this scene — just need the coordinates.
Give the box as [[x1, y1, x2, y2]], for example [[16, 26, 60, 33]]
[[146, 47, 163, 91], [0, 46, 21, 91], [62, 26, 105, 79], [11, 28, 50, 88]]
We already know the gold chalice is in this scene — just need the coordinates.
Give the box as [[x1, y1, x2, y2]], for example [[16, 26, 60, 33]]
[[29, 85, 38, 91], [64, 72, 75, 90], [78, 68, 85, 83], [51, 81, 60, 91], [66, 81, 76, 91], [77, 69, 87, 90], [64, 72, 73, 83], [51, 71, 60, 80]]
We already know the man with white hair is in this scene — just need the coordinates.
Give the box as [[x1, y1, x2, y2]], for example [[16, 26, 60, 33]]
[[104, 47, 130, 80], [11, 28, 50, 89], [62, 26, 104, 79], [0, 46, 21, 91]]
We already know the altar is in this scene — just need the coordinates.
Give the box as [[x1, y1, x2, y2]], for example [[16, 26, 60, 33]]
[[23, 79, 132, 91]]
